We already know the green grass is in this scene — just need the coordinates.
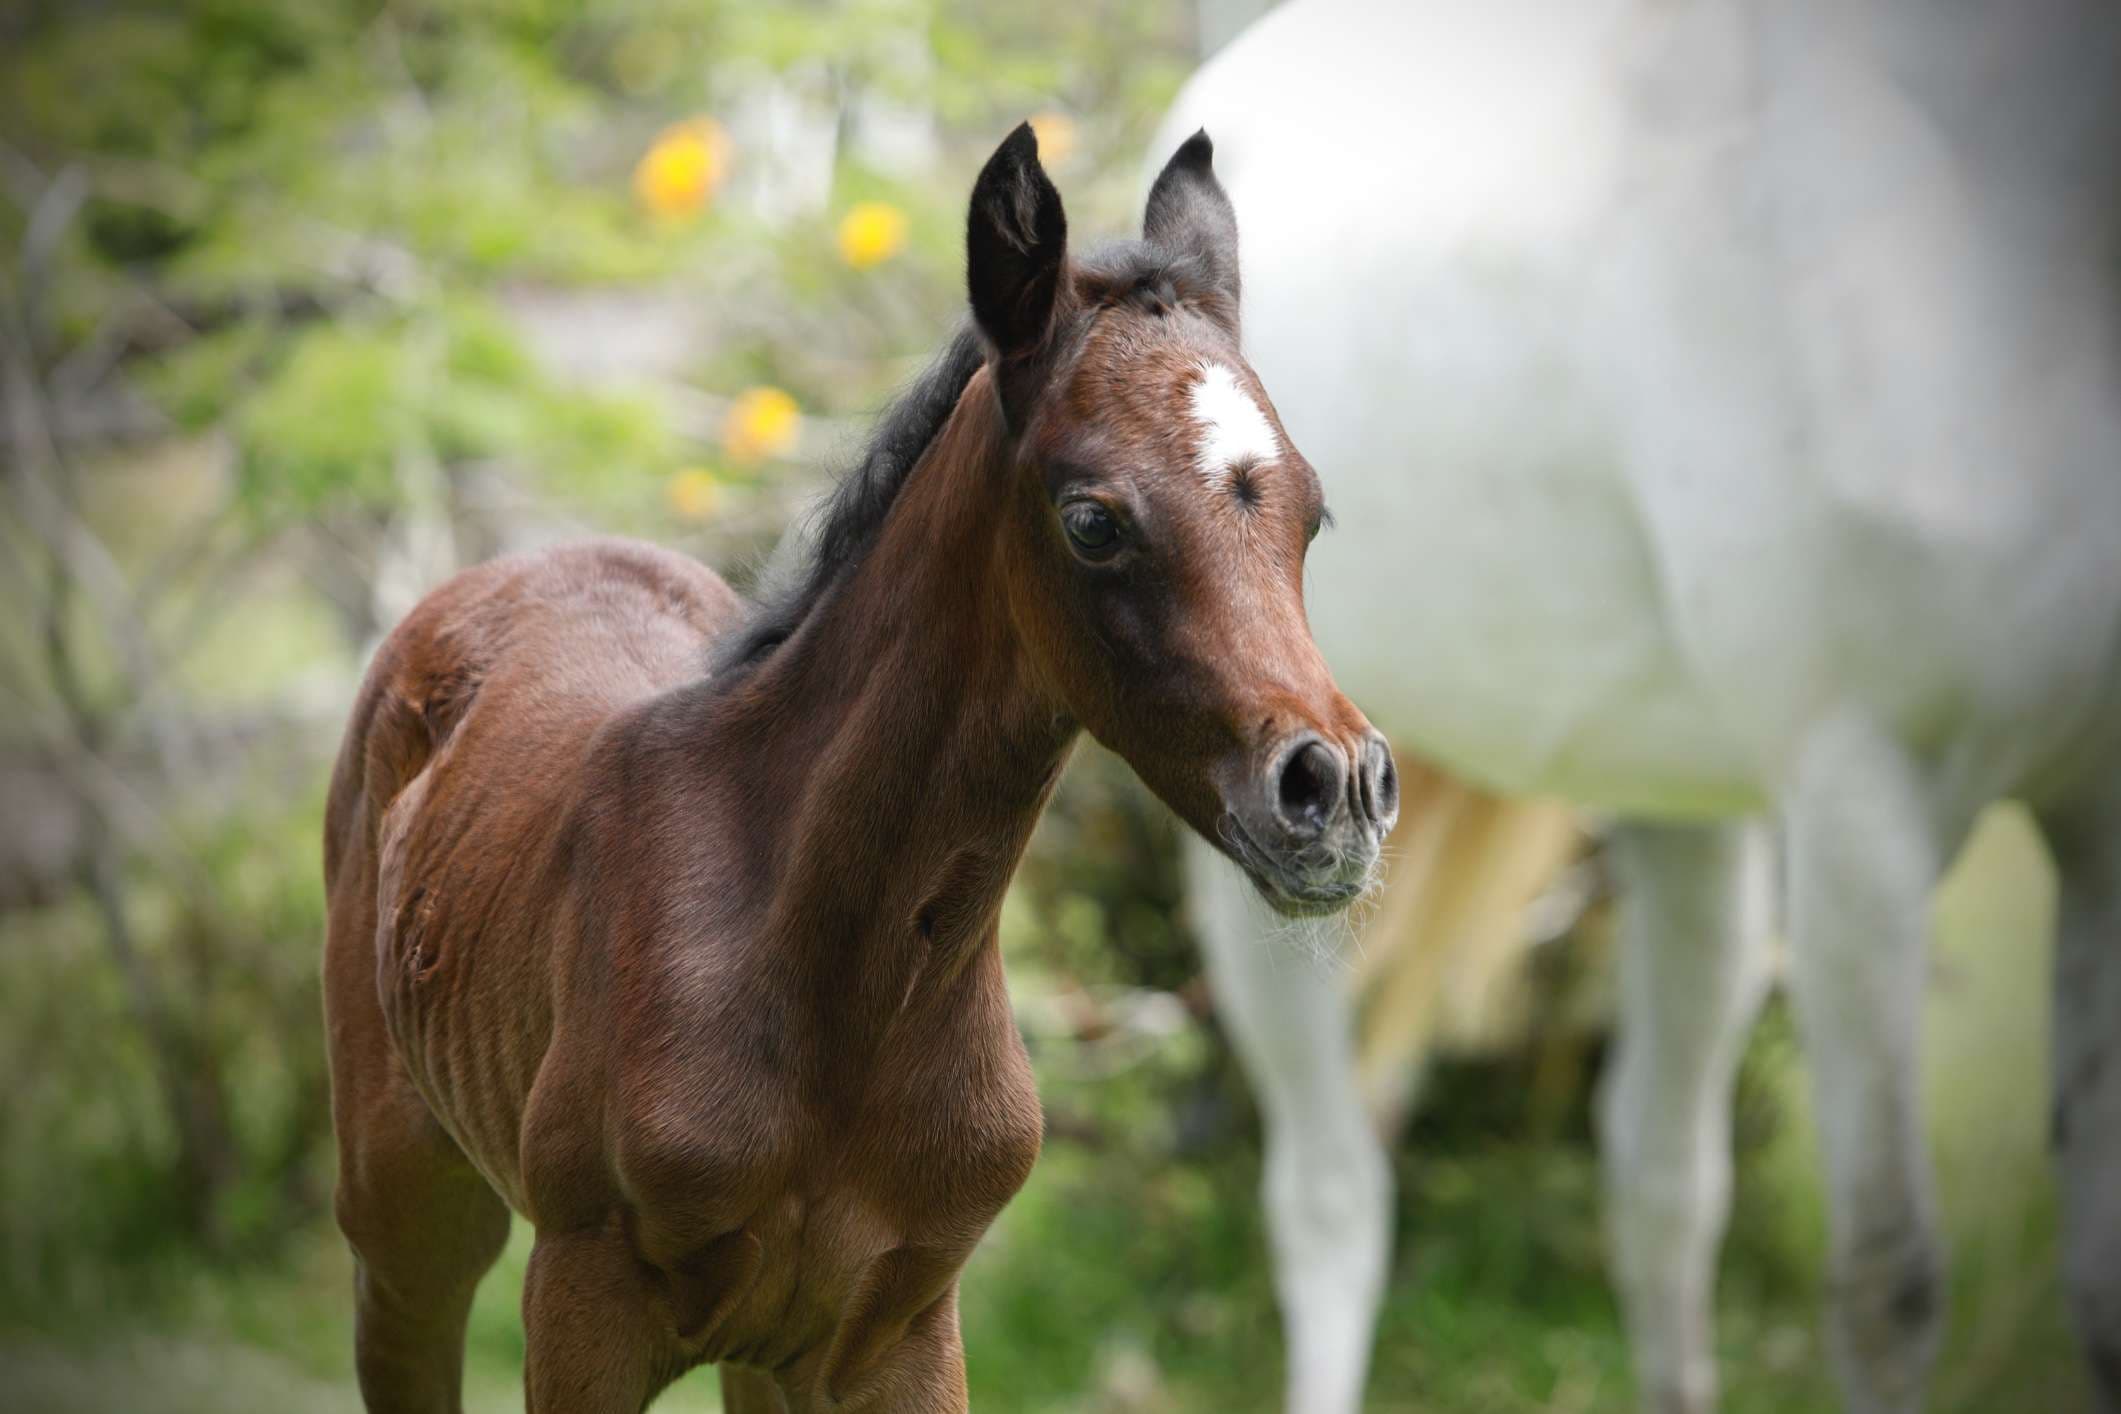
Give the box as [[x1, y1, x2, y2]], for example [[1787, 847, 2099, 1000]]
[[1, 808, 2088, 1413]]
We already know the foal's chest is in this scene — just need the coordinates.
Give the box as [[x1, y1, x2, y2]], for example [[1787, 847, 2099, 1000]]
[[654, 989, 1045, 1383]]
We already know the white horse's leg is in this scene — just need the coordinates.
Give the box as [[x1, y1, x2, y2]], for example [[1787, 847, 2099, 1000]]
[[1596, 821, 1775, 1414], [1782, 714, 1954, 1414], [2039, 776, 2121, 1414], [1185, 835, 1390, 1414]]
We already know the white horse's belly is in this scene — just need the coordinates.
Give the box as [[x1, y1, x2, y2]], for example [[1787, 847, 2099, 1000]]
[[1255, 241, 2121, 817]]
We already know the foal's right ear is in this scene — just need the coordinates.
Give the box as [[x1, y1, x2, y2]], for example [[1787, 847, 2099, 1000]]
[[967, 122, 1068, 429], [1144, 129, 1239, 331]]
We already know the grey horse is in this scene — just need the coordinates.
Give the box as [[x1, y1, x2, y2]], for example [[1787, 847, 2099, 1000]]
[[1158, 2, 2121, 1410]]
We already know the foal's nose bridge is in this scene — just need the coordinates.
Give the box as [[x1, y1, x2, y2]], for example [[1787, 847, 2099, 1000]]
[[1269, 728, 1398, 839]]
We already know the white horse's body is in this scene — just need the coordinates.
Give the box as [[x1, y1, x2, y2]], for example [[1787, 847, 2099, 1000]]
[[1156, 3, 2121, 1411], [1180, 0, 2121, 815]]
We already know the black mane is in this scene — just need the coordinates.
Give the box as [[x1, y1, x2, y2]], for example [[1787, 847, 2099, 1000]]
[[709, 324, 987, 679], [709, 241, 1185, 685]]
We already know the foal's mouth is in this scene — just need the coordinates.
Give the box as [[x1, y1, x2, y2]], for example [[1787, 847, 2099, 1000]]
[[1216, 813, 1377, 919]]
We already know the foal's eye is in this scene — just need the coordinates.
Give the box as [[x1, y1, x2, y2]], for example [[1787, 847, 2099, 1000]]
[[1061, 501, 1122, 559]]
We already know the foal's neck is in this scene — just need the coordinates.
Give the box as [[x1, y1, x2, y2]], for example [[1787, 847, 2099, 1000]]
[[713, 378, 1072, 1047]]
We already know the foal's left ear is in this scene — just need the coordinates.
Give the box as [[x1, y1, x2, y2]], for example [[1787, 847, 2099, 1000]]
[[1144, 129, 1240, 329], [967, 121, 1069, 430]]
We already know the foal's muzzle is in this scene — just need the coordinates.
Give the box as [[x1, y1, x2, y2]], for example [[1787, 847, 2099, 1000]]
[[1222, 728, 1398, 916]]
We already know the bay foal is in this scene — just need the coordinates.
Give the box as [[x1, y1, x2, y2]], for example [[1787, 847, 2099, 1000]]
[[323, 125, 1396, 1413]]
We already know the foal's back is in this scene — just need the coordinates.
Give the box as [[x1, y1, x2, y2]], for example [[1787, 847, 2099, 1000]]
[[324, 539, 742, 1202]]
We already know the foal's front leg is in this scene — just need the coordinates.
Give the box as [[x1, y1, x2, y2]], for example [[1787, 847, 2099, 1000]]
[[719, 1364, 791, 1413], [521, 1223, 671, 1413], [737, 1276, 967, 1414]]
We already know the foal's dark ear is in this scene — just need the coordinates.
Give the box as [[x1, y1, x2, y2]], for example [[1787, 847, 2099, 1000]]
[[1144, 129, 1240, 329], [967, 121, 1068, 429]]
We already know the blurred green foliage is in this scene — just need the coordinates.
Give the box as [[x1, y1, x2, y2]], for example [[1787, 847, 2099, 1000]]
[[2, 0, 1188, 530], [3, 787, 331, 1277]]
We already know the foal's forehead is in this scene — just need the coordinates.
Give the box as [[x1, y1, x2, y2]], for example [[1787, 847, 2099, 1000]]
[[1065, 324, 1289, 490], [1184, 360, 1281, 491]]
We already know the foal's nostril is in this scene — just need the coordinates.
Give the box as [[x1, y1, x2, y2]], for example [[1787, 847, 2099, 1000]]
[[1360, 733, 1399, 832], [1275, 739, 1344, 837]]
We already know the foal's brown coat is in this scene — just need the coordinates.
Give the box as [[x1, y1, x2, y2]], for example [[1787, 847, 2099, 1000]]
[[325, 127, 1390, 1412]]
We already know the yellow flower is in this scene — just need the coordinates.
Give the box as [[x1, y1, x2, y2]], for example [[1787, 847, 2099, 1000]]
[[836, 201, 909, 270], [634, 118, 728, 220], [666, 468, 721, 520], [1028, 110, 1078, 166], [722, 386, 801, 463]]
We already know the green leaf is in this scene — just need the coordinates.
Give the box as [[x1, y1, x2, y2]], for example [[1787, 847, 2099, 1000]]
[[235, 322, 413, 514]]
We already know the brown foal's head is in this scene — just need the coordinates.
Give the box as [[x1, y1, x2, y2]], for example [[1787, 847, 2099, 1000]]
[[972, 123, 1396, 915]]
